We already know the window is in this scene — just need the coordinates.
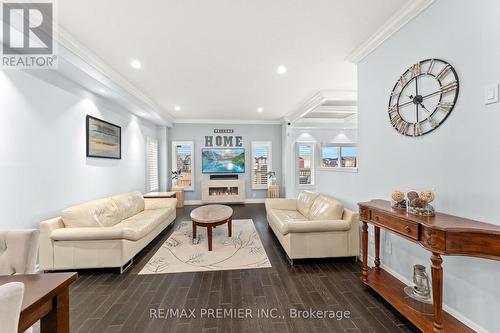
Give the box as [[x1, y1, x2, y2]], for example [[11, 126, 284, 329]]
[[296, 142, 315, 186], [146, 137, 159, 192], [252, 141, 272, 189], [321, 144, 357, 170], [172, 141, 194, 191]]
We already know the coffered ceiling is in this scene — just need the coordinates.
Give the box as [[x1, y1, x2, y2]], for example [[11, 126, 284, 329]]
[[58, 0, 411, 121]]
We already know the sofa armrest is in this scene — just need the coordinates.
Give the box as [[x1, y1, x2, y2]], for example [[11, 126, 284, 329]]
[[265, 198, 297, 211], [282, 220, 351, 234], [40, 217, 65, 271], [144, 198, 177, 210], [342, 208, 359, 226], [342, 208, 360, 255], [50, 227, 125, 241]]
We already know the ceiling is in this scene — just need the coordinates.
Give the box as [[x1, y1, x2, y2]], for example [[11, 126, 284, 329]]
[[58, 0, 410, 121]]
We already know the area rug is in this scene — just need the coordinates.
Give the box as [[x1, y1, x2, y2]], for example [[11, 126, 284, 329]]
[[138, 219, 271, 274]]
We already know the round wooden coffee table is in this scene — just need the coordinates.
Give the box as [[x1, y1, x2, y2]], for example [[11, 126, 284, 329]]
[[190, 204, 233, 251]]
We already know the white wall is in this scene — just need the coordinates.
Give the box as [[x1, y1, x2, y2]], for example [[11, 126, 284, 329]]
[[169, 123, 282, 202], [308, 1, 500, 331], [0, 70, 160, 229], [285, 126, 357, 198]]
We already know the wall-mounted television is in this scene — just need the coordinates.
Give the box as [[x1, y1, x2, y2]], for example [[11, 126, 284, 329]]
[[202, 148, 245, 173]]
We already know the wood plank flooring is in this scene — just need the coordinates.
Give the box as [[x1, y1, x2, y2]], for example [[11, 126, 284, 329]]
[[66, 204, 419, 333]]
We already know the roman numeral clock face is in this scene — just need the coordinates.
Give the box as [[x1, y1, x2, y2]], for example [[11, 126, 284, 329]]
[[388, 59, 459, 136]]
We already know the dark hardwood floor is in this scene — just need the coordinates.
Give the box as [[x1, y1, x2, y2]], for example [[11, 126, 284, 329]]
[[67, 204, 419, 333]]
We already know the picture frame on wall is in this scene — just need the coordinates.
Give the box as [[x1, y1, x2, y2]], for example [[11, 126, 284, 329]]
[[86, 115, 121, 159]]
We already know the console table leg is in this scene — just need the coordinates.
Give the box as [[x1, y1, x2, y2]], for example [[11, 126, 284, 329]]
[[362, 221, 369, 282], [431, 252, 444, 332], [374, 226, 381, 271]]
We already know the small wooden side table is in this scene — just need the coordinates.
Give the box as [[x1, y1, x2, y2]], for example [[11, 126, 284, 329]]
[[267, 185, 280, 198], [171, 186, 184, 208]]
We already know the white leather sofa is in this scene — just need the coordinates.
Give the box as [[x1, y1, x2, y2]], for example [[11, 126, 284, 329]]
[[40, 192, 176, 272], [265, 191, 359, 263]]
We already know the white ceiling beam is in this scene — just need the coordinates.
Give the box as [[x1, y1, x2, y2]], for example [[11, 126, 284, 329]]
[[284, 90, 357, 123]]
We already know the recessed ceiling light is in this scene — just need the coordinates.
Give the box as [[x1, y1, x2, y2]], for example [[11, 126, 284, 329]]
[[276, 65, 287, 74], [130, 59, 142, 69], [99, 89, 105, 94], [257, 107, 264, 113], [174, 105, 181, 111]]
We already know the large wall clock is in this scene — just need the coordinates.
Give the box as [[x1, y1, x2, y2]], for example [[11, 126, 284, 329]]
[[388, 58, 459, 136]]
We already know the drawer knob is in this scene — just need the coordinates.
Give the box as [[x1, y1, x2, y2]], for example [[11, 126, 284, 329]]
[[374, 216, 380, 221], [405, 226, 411, 233]]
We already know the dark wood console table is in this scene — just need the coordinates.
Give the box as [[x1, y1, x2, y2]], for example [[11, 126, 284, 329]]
[[358, 200, 500, 333]]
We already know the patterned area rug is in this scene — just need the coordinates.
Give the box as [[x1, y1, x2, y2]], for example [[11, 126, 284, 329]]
[[138, 219, 271, 274]]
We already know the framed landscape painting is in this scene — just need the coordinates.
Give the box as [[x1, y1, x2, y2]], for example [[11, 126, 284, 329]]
[[86, 115, 121, 159]]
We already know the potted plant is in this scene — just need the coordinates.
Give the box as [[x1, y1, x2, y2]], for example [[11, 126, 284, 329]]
[[266, 171, 277, 186], [171, 169, 181, 187]]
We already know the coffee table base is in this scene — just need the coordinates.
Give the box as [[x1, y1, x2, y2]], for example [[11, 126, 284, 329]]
[[192, 217, 232, 251]]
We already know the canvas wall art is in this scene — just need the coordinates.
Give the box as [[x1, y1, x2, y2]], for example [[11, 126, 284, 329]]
[[86, 115, 121, 159]]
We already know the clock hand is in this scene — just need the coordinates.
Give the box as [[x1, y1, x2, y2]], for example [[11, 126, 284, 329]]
[[415, 75, 419, 123], [419, 103, 431, 114], [398, 101, 415, 109], [398, 100, 415, 108], [421, 90, 441, 100]]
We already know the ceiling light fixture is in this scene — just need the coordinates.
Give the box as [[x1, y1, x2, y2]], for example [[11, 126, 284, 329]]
[[130, 59, 142, 69], [276, 65, 287, 74], [174, 105, 181, 111], [257, 107, 264, 113], [99, 89, 105, 94]]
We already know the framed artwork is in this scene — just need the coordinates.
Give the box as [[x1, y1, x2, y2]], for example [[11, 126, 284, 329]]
[[86, 115, 121, 159]]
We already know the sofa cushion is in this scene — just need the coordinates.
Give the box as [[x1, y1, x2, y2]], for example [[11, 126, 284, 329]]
[[117, 207, 172, 241], [62, 198, 122, 228], [297, 191, 319, 217], [308, 195, 344, 220], [110, 192, 145, 220], [271, 209, 308, 223], [52, 207, 173, 241], [61, 192, 145, 228]]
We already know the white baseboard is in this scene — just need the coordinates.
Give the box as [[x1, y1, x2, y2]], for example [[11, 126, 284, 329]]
[[184, 200, 203, 205], [245, 198, 266, 204], [184, 198, 266, 205], [365, 256, 489, 333]]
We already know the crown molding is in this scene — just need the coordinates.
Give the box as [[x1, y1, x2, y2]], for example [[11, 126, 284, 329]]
[[346, 0, 435, 64], [173, 119, 283, 125], [56, 27, 174, 126], [0, 7, 173, 126]]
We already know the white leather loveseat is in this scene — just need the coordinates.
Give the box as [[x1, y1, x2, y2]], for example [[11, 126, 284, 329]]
[[265, 191, 359, 263], [40, 192, 176, 273]]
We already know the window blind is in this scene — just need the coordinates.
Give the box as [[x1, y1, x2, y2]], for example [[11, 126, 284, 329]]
[[146, 137, 159, 192]]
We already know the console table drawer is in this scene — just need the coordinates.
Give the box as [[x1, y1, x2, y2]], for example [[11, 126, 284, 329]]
[[371, 211, 419, 240]]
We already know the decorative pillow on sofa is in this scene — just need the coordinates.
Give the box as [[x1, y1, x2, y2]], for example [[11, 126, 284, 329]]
[[308, 195, 344, 220], [297, 191, 319, 217]]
